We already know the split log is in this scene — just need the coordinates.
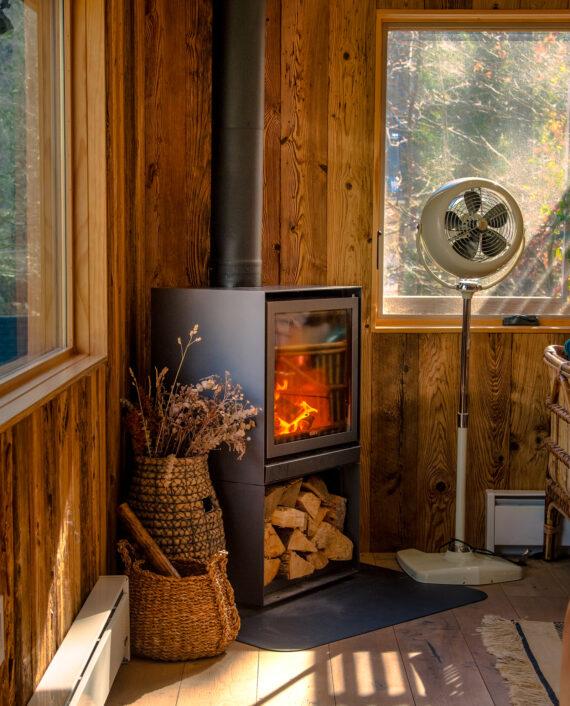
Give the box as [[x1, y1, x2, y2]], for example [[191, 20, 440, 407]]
[[296, 491, 321, 519], [117, 503, 180, 578], [307, 506, 328, 538], [280, 551, 315, 580], [271, 506, 307, 531], [306, 550, 329, 571], [264, 558, 281, 586], [313, 521, 353, 561], [280, 478, 303, 507], [323, 494, 347, 530], [264, 523, 286, 558], [264, 485, 285, 520], [302, 475, 330, 501], [279, 527, 317, 553]]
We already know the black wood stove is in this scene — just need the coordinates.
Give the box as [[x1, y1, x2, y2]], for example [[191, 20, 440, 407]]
[[151, 286, 361, 607]]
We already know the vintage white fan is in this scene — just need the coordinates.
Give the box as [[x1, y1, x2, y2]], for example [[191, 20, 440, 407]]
[[396, 178, 525, 585]]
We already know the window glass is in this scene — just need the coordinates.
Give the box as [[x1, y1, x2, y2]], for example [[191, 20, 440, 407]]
[[381, 29, 570, 318], [0, 0, 65, 377]]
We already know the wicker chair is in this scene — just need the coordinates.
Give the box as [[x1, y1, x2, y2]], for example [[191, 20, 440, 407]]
[[543, 345, 570, 560]]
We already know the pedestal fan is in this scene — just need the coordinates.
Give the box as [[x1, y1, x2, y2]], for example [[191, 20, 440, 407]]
[[396, 178, 525, 585]]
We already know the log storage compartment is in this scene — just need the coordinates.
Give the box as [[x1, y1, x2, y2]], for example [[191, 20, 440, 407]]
[[151, 286, 360, 606]]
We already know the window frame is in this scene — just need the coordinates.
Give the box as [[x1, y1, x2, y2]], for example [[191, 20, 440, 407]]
[[373, 9, 570, 333], [0, 0, 107, 430]]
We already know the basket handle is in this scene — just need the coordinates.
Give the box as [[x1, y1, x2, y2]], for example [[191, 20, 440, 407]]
[[117, 539, 134, 571], [207, 551, 240, 645]]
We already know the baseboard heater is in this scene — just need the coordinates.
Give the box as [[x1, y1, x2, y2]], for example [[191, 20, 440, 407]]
[[28, 576, 130, 706], [486, 489, 570, 554]]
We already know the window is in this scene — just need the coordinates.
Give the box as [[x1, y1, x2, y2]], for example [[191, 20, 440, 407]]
[[0, 0, 106, 429], [375, 13, 570, 328], [0, 0, 65, 378]]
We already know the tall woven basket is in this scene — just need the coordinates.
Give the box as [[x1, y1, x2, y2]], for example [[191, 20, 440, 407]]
[[118, 541, 240, 661], [128, 454, 226, 562]]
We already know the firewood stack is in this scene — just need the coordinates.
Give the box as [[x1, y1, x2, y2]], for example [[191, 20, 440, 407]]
[[263, 475, 353, 586]]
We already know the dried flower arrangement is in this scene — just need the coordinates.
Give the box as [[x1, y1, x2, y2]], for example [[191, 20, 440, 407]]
[[122, 325, 259, 459]]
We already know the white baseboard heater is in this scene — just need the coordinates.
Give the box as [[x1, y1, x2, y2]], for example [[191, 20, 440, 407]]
[[486, 489, 570, 554], [28, 576, 130, 706]]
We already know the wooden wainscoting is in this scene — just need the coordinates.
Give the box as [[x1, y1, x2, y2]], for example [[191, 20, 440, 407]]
[[0, 366, 108, 705]]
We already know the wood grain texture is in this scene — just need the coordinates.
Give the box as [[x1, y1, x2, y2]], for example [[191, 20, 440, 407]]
[[1, 367, 108, 704], [263, 0, 282, 286], [328, 0, 376, 551], [416, 334, 460, 551], [508, 333, 566, 491], [371, 334, 419, 551], [133, 0, 212, 375], [465, 333, 512, 546], [280, 0, 329, 286]]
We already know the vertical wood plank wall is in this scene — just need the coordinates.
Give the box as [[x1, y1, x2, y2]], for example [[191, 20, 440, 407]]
[[2, 0, 569, 701], [266, 0, 570, 553]]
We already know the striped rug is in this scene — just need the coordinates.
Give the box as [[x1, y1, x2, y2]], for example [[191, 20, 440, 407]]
[[480, 616, 563, 706]]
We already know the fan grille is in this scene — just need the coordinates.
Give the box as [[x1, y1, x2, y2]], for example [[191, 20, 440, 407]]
[[445, 187, 517, 262]]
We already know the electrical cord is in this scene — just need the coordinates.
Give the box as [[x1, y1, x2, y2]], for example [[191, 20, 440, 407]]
[[437, 537, 530, 566]]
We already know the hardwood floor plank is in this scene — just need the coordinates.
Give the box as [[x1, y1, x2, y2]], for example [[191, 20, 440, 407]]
[[106, 658, 184, 705], [546, 558, 570, 595], [507, 595, 569, 622], [453, 585, 516, 706], [329, 628, 415, 706], [176, 643, 259, 706], [256, 645, 334, 706], [502, 560, 567, 598], [394, 612, 493, 706]]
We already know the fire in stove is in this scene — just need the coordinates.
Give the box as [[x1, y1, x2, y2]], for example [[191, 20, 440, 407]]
[[273, 341, 347, 443]]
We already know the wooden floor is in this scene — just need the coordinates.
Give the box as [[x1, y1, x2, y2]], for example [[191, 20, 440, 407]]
[[107, 554, 570, 706]]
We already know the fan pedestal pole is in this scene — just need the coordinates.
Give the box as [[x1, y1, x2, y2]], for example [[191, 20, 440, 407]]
[[397, 285, 522, 586]]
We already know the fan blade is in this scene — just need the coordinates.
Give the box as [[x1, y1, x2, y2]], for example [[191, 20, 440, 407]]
[[481, 229, 507, 257], [445, 210, 463, 230], [452, 232, 480, 260], [483, 203, 508, 229], [463, 190, 481, 215]]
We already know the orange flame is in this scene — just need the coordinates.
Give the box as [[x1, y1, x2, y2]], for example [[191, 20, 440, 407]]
[[276, 400, 318, 436]]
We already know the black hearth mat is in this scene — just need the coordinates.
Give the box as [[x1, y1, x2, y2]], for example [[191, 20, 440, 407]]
[[237, 563, 486, 651]]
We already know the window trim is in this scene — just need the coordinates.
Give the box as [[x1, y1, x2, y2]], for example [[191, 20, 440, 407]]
[[373, 9, 570, 333], [0, 0, 107, 431]]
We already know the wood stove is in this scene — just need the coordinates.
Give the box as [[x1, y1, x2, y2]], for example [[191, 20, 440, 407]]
[[151, 286, 360, 606]]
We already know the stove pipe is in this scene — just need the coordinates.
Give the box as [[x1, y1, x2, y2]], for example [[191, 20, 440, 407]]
[[210, 0, 266, 288]]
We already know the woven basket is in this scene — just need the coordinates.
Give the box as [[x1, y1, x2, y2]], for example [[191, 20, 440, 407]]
[[128, 454, 226, 562], [118, 540, 240, 661]]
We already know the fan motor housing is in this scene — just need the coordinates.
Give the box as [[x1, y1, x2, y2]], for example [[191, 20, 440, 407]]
[[419, 178, 524, 280]]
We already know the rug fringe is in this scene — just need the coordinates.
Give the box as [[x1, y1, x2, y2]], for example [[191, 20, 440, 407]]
[[478, 615, 553, 706]]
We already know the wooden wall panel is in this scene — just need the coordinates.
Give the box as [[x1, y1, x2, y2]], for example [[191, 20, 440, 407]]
[[279, 0, 329, 285], [133, 0, 212, 375], [273, 0, 569, 552], [465, 333, 512, 546], [0, 367, 108, 705]]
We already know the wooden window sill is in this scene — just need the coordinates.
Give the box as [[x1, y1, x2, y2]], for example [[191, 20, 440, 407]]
[[373, 319, 570, 334], [0, 352, 107, 433]]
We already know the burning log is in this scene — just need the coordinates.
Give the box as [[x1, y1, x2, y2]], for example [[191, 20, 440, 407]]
[[264, 523, 286, 558], [271, 506, 308, 531], [280, 551, 315, 580]]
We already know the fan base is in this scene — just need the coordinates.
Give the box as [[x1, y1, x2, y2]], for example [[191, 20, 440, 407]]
[[396, 548, 522, 585]]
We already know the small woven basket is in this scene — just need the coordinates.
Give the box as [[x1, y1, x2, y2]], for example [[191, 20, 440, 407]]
[[118, 540, 240, 661], [128, 454, 226, 562]]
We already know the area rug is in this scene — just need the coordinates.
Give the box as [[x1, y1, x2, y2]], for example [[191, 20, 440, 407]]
[[237, 563, 486, 651], [480, 615, 563, 706]]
